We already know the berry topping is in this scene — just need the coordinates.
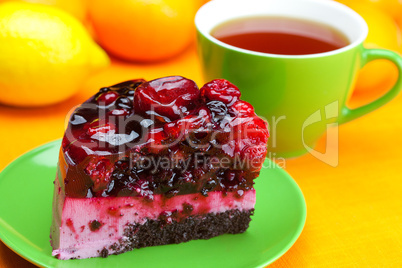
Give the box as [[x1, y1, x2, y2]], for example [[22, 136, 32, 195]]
[[110, 79, 146, 89], [229, 100, 255, 117], [133, 76, 200, 120], [164, 107, 212, 139], [206, 100, 227, 122], [108, 109, 129, 116], [85, 158, 113, 193], [115, 96, 132, 109], [61, 76, 269, 198], [70, 114, 87, 126], [200, 79, 241, 104], [96, 91, 119, 106], [234, 116, 269, 145], [232, 117, 269, 171], [64, 140, 90, 165], [87, 121, 115, 137], [143, 127, 169, 154]]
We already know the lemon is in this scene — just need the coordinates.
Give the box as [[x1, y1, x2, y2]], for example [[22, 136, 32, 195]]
[[0, 2, 109, 107], [0, 0, 87, 22]]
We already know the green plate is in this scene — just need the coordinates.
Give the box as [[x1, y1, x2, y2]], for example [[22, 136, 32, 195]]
[[0, 140, 306, 268]]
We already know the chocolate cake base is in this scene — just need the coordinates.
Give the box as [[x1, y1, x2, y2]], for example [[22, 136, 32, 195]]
[[99, 209, 254, 258]]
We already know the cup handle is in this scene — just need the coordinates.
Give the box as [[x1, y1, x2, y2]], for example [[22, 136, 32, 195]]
[[338, 48, 402, 124]]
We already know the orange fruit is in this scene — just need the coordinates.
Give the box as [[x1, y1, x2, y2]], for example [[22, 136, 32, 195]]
[[337, 2, 401, 94], [88, 0, 200, 62], [338, 0, 402, 21], [0, 0, 87, 21]]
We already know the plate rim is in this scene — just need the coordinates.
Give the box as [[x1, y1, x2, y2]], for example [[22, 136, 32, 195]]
[[0, 140, 307, 268]]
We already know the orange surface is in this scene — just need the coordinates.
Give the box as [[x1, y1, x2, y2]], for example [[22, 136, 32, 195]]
[[0, 44, 402, 267]]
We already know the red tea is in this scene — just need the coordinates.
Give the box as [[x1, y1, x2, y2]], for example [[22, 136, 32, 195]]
[[211, 16, 349, 55]]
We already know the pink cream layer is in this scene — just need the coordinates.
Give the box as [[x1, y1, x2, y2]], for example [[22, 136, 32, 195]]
[[51, 176, 256, 260]]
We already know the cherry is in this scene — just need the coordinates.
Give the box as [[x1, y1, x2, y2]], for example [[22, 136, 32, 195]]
[[142, 127, 169, 154], [64, 141, 88, 165], [87, 121, 115, 136], [133, 76, 200, 120], [200, 79, 241, 105], [164, 107, 212, 139], [96, 91, 119, 106], [108, 109, 129, 116]]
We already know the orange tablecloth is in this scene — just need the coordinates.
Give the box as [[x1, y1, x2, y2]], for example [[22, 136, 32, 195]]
[[0, 44, 401, 267]]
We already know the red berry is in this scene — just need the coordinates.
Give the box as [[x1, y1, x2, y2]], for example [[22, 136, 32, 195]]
[[232, 116, 269, 145], [64, 141, 88, 165], [217, 116, 269, 170], [108, 109, 129, 116], [97, 91, 119, 105], [87, 121, 115, 136], [229, 101, 255, 117], [200, 79, 241, 105], [85, 158, 113, 193], [164, 107, 212, 139], [238, 144, 267, 172], [133, 76, 200, 120], [143, 127, 169, 154]]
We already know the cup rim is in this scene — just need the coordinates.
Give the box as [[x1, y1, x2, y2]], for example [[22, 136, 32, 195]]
[[195, 0, 368, 59]]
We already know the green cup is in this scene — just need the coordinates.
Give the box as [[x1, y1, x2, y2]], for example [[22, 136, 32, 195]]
[[195, 0, 402, 158]]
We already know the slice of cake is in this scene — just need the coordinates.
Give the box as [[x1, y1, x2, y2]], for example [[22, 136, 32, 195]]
[[51, 76, 269, 260]]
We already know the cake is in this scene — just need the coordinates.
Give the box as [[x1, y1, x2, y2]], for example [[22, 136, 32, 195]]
[[51, 76, 269, 259]]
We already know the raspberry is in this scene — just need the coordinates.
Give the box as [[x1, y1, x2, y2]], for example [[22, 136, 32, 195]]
[[200, 79, 241, 105], [85, 158, 113, 193], [234, 117, 269, 170], [229, 101, 255, 117], [231, 116, 269, 145], [133, 76, 200, 121], [241, 145, 267, 172]]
